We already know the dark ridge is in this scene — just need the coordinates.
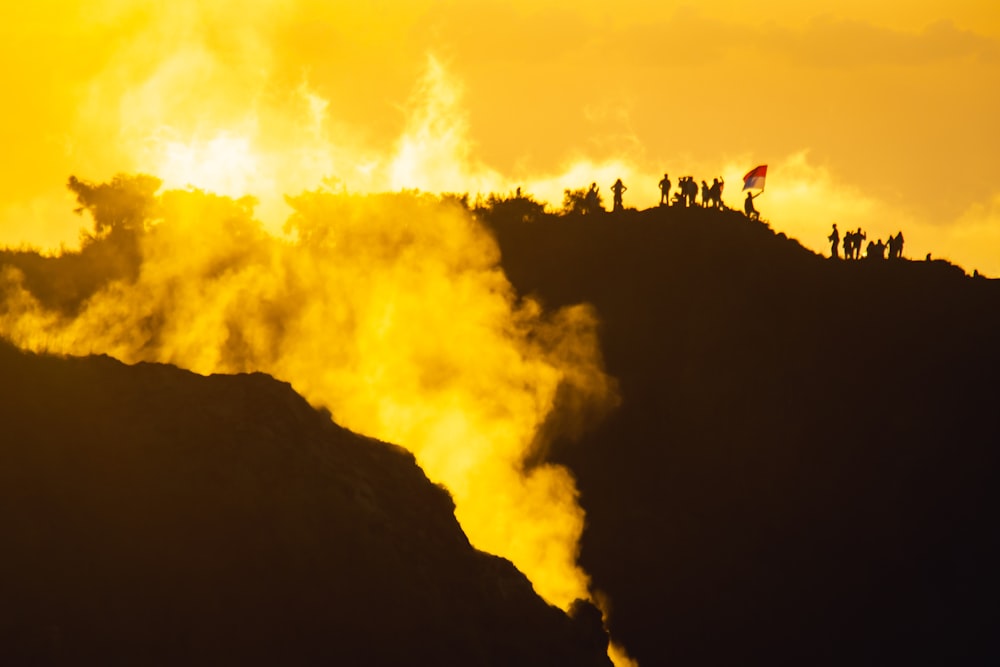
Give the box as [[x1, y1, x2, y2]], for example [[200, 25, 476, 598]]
[[484, 204, 1000, 666], [0, 340, 611, 666]]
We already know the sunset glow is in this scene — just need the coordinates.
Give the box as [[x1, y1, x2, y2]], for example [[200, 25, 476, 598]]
[[2, 3, 997, 665], [4, 1, 996, 270]]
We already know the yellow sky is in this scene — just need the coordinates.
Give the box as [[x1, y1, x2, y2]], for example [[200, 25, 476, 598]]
[[3, 0, 999, 272], [2, 7, 997, 663]]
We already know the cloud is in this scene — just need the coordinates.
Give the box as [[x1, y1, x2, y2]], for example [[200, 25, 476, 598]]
[[759, 16, 1000, 69], [592, 8, 1000, 68]]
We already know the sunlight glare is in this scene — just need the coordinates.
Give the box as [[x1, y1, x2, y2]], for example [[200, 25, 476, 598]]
[[156, 131, 261, 198]]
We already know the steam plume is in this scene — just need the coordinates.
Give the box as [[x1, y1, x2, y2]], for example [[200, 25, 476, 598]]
[[0, 186, 619, 613]]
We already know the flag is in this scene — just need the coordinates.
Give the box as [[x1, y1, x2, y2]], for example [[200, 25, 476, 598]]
[[743, 165, 767, 190]]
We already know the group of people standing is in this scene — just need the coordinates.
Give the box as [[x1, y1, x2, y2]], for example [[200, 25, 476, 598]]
[[588, 173, 761, 220], [658, 174, 727, 210], [828, 224, 905, 260]]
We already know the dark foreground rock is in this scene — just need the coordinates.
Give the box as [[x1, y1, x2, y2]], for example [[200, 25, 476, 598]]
[[488, 205, 1000, 666], [0, 341, 610, 667]]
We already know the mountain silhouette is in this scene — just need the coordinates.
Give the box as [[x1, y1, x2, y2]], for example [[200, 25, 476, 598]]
[[483, 204, 1000, 666], [4, 185, 1000, 666], [0, 341, 611, 666]]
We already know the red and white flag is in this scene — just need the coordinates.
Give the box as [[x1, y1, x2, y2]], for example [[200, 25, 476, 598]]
[[743, 165, 767, 190]]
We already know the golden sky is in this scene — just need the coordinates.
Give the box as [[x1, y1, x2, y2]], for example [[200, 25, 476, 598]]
[[3, 7, 997, 663], [3, 0, 999, 271]]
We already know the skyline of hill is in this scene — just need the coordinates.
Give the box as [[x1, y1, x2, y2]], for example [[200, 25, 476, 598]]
[[484, 203, 1000, 665]]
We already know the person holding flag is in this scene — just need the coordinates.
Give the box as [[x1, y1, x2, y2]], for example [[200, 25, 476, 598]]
[[743, 164, 767, 221]]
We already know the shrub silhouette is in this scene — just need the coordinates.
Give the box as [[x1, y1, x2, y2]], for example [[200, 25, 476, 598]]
[[475, 190, 546, 223], [68, 173, 161, 242]]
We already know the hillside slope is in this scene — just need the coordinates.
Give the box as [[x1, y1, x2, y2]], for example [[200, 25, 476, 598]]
[[0, 341, 611, 666], [488, 205, 1000, 666]]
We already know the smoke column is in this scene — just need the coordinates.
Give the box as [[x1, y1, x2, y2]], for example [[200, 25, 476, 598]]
[[0, 185, 620, 614], [0, 10, 638, 656]]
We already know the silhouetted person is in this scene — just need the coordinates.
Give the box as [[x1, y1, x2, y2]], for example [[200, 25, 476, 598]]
[[829, 223, 840, 258], [844, 229, 862, 260], [872, 239, 886, 259], [674, 177, 687, 206], [683, 177, 697, 207], [894, 231, 904, 258], [744, 191, 761, 221], [709, 178, 725, 209], [701, 180, 710, 207], [611, 178, 627, 212], [585, 182, 601, 215], [658, 174, 671, 206]]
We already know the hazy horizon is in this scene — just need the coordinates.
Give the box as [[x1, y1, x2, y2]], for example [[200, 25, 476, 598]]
[[2, 1, 997, 274]]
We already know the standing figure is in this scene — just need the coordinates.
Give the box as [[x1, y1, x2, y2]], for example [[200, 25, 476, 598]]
[[585, 182, 601, 215], [611, 178, 627, 212], [744, 191, 761, 220], [709, 178, 725, 209], [874, 239, 886, 259], [658, 173, 671, 206], [829, 223, 840, 258], [684, 177, 698, 207]]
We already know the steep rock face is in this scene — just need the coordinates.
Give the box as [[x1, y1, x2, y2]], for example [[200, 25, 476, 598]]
[[0, 342, 610, 666], [488, 206, 1000, 666]]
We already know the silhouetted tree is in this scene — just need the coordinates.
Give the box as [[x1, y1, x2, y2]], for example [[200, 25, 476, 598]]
[[477, 189, 546, 223], [68, 173, 161, 242], [157, 188, 262, 251], [441, 192, 471, 210]]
